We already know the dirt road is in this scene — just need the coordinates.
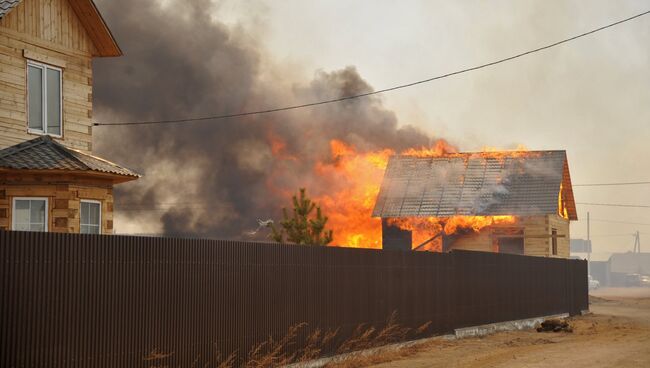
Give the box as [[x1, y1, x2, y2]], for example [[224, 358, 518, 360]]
[[337, 288, 650, 368]]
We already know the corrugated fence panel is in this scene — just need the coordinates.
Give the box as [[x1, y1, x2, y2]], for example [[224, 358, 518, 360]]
[[0, 231, 589, 367]]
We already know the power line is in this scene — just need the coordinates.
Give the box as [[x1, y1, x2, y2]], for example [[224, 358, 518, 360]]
[[574, 181, 650, 187], [590, 219, 650, 226], [93, 9, 650, 127], [573, 233, 635, 238], [576, 202, 650, 208]]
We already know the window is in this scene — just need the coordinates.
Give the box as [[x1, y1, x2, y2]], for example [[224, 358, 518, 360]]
[[551, 228, 558, 255], [27, 61, 62, 136], [12, 198, 48, 232], [80, 200, 101, 234]]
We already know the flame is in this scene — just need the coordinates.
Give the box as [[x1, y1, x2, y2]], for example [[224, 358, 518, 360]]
[[265, 134, 532, 250], [402, 139, 458, 157], [558, 182, 569, 219], [267, 130, 298, 161], [311, 140, 394, 248], [387, 215, 517, 250]]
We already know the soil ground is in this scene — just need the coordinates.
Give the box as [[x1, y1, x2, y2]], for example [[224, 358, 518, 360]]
[[332, 287, 650, 368]]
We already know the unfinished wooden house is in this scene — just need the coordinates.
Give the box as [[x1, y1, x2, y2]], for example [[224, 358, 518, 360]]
[[372, 151, 577, 258], [0, 0, 138, 233]]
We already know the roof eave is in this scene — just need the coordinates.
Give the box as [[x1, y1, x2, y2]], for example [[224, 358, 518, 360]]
[[0, 167, 139, 184], [68, 0, 122, 57]]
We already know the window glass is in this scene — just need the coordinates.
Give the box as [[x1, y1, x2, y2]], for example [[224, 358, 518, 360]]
[[46, 68, 61, 135], [13, 199, 47, 232], [27, 62, 62, 135], [80, 201, 101, 234], [28, 65, 43, 131], [14, 200, 30, 225], [80, 201, 89, 223], [30, 200, 46, 223]]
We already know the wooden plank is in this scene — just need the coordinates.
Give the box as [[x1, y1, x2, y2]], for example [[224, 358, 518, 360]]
[[67, 0, 120, 56], [23, 48, 67, 67]]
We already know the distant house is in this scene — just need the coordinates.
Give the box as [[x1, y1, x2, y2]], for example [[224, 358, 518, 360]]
[[0, 0, 138, 233], [372, 151, 577, 258], [590, 252, 650, 286]]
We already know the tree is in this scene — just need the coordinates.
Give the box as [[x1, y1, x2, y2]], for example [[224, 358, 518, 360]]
[[270, 188, 334, 245]]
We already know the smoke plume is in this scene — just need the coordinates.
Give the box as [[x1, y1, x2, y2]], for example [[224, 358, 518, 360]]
[[93, 0, 446, 239]]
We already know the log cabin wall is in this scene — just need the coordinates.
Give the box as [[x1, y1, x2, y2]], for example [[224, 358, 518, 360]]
[[0, 173, 114, 234], [548, 214, 570, 258], [521, 216, 551, 257], [0, 0, 95, 152], [443, 231, 494, 253], [522, 215, 570, 258], [443, 215, 570, 258]]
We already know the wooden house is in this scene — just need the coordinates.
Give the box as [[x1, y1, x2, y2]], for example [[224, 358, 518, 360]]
[[372, 151, 577, 258], [0, 0, 138, 234]]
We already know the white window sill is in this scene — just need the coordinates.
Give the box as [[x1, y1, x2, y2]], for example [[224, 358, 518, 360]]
[[28, 129, 63, 139]]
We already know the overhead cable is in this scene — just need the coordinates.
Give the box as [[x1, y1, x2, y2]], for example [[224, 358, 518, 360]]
[[93, 10, 650, 127]]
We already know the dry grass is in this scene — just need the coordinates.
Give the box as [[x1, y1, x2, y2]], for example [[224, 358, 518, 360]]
[[338, 312, 429, 354], [215, 351, 237, 368], [144, 312, 432, 368], [297, 327, 340, 362], [246, 323, 305, 367]]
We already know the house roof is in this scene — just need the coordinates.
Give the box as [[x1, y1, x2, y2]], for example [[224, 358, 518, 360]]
[[609, 252, 650, 274], [0, 0, 121, 57], [0, 135, 139, 181], [0, 1, 20, 18], [372, 150, 577, 220]]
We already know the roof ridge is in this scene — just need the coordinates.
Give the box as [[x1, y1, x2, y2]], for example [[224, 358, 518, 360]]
[[395, 150, 566, 157], [0, 135, 49, 160], [43, 136, 93, 170], [0, 136, 139, 179], [66, 145, 141, 177]]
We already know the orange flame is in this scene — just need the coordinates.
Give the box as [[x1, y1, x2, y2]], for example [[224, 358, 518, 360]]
[[312, 140, 393, 248], [402, 139, 458, 157], [387, 215, 517, 250], [558, 182, 569, 219], [266, 134, 531, 250]]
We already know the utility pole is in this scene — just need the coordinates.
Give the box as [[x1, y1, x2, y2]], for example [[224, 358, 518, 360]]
[[633, 230, 641, 253], [587, 211, 591, 274]]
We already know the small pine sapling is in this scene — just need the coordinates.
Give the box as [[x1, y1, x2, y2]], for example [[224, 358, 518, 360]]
[[270, 188, 334, 245]]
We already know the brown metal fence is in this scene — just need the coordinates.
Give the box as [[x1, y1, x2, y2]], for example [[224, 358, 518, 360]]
[[0, 231, 588, 367]]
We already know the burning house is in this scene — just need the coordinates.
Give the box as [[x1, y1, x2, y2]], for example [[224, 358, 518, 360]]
[[372, 150, 577, 258]]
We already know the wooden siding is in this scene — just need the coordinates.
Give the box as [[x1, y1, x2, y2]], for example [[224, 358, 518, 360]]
[[0, 174, 114, 234], [0, 0, 94, 152], [548, 214, 570, 258], [522, 215, 570, 258], [521, 216, 550, 257], [447, 215, 571, 258], [446, 231, 494, 252], [0, 0, 97, 54]]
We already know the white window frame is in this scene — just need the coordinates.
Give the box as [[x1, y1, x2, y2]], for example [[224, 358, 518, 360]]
[[11, 197, 49, 232], [80, 199, 102, 234], [26, 60, 63, 137]]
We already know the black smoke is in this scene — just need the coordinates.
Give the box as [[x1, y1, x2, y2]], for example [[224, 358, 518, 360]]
[[93, 0, 445, 238]]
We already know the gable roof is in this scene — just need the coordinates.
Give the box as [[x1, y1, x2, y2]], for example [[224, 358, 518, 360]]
[[0, 135, 139, 181], [0, 0, 121, 57], [372, 150, 577, 220]]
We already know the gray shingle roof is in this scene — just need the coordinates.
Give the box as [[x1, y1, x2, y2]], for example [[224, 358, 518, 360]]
[[0, 135, 140, 179], [0, 0, 21, 19], [372, 150, 577, 220]]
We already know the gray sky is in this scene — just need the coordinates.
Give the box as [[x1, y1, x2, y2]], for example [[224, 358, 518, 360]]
[[208, 0, 650, 259], [110, 0, 650, 258]]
